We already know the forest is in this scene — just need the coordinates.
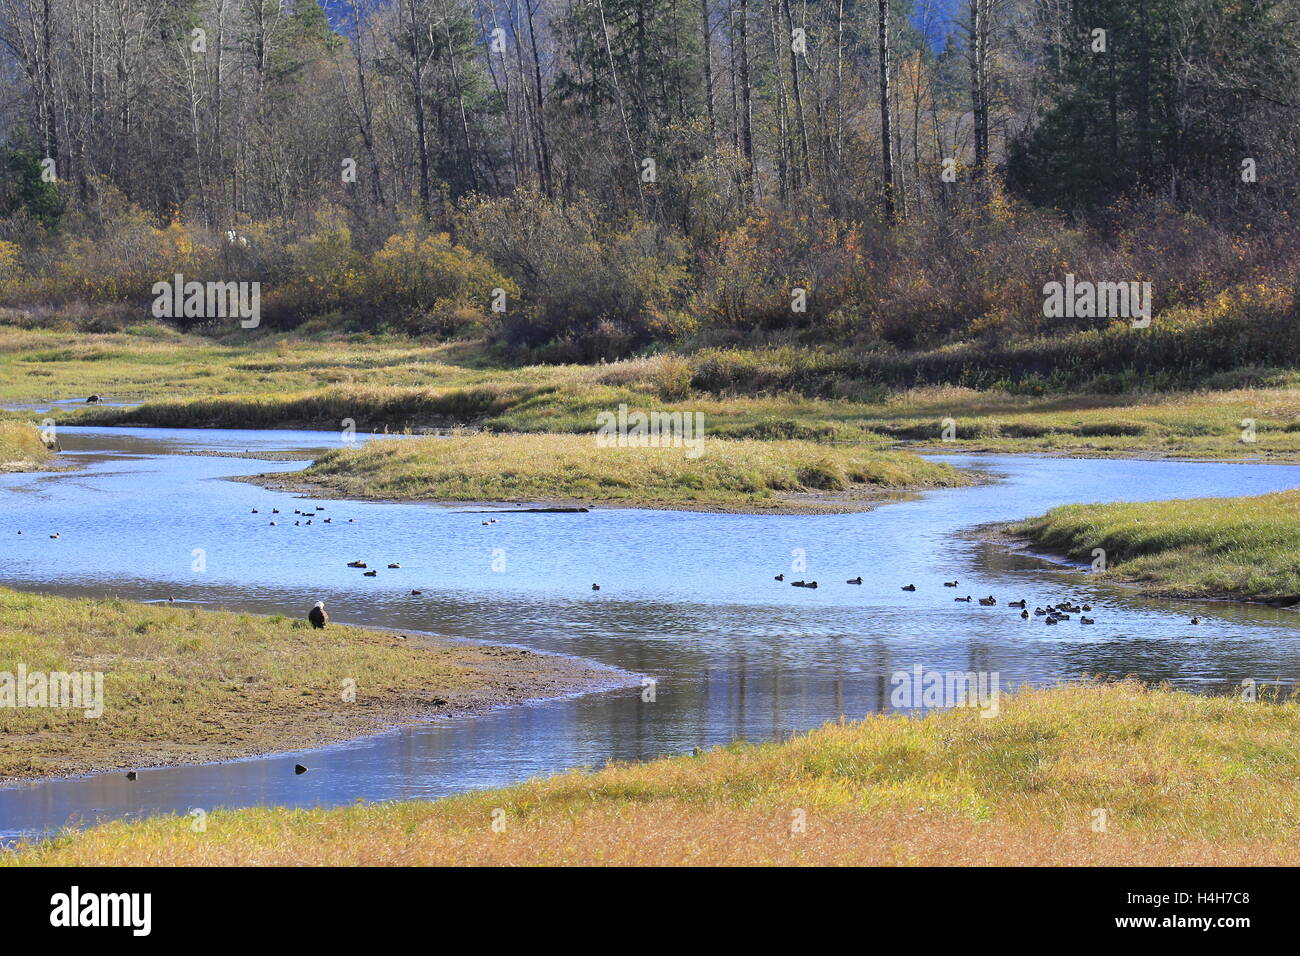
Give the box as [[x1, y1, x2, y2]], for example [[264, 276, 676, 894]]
[[1, 0, 1298, 384]]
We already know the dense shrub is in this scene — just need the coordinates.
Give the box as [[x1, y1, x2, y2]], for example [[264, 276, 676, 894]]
[[456, 192, 689, 359], [368, 229, 514, 336]]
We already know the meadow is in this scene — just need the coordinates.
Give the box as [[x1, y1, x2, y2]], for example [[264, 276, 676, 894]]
[[10, 681, 1300, 866], [0, 587, 604, 781], [1009, 489, 1300, 603]]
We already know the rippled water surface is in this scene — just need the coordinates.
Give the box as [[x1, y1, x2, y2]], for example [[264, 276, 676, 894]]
[[1, 426, 1298, 838]]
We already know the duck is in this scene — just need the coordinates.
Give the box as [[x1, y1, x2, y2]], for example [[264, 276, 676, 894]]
[[1035, 607, 1046, 615], [49, 533, 59, 539], [269, 521, 277, 525], [251, 508, 259, 514], [774, 574, 785, 581], [943, 580, 958, 587], [323, 518, 331, 523], [846, 576, 862, 585], [978, 596, 996, 606], [1008, 599, 1026, 609], [1080, 616, 1095, 624], [272, 508, 279, 514], [347, 560, 367, 568], [1044, 616, 1058, 625], [955, 595, 972, 602], [901, 584, 916, 592], [387, 563, 401, 569], [1055, 613, 1070, 620], [1190, 617, 1200, 625], [1020, 609, 1029, 619], [591, 584, 600, 591], [363, 569, 377, 577], [410, 590, 423, 596]]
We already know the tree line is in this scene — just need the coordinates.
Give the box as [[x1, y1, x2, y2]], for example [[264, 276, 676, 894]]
[[3, 0, 1295, 230]]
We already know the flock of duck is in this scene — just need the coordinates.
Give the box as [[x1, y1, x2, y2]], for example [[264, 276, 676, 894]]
[[776, 575, 1205, 626]]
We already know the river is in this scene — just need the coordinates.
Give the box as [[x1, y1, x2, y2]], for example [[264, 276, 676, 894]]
[[1, 426, 1297, 839]]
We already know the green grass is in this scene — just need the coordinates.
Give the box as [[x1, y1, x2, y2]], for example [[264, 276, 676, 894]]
[[1009, 489, 1300, 602], [291, 431, 969, 510], [10, 681, 1300, 866], [0, 587, 592, 781]]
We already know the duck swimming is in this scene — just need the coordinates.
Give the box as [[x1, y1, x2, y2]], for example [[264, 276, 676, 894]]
[[901, 584, 916, 592], [846, 576, 862, 585]]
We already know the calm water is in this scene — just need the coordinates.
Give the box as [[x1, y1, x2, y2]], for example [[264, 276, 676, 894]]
[[1, 426, 1298, 838]]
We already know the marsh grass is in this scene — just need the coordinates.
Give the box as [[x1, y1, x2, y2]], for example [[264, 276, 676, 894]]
[[7, 324, 1300, 459], [11, 681, 1300, 866], [0, 420, 53, 470], [0, 587, 584, 780], [296, 431, 968, 508], [1009, 490, 1300, 602]]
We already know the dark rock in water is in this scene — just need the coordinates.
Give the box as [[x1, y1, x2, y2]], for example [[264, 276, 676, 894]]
[[295, 764, 308, 775]]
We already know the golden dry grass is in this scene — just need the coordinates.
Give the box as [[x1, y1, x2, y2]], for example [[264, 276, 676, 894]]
[[11, 681, 1300, 865], [0, 420, 53, 470]]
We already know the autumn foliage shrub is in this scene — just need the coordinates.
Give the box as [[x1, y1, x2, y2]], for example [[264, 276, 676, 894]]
[[368, 229, 513, 336], [456, 191, 688, 359]]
